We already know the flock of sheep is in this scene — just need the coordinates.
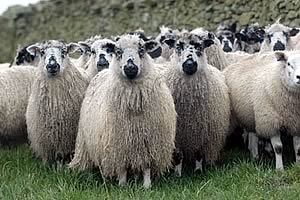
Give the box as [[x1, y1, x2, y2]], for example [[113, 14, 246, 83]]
[[1, 18, 300, 188]]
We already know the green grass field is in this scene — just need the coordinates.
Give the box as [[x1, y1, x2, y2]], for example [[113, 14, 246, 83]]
[[1, 145, 300, 200]]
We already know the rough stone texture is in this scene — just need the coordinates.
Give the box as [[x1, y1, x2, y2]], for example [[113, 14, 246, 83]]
[[0, 0, 299, 62]]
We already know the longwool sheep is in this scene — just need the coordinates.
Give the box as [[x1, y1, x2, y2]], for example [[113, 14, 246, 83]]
[[0, 65, 35, 146], [165, 33, 230, 176], [26, 40, 89, 163], [69, 34, 176, 188]]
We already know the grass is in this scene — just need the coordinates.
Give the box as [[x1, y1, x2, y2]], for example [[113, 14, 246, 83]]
[[1, 145, 300, 200]]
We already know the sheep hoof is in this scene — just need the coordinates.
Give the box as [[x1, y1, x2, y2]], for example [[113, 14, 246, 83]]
[[143, 168, 151, 189], [118, 180, 127, 187], [194, 159, 203, 173], [143, 181, 151, 189]]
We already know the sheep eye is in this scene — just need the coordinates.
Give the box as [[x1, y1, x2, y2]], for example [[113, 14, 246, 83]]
[[106, 47, 113, 54], [40, 49, 45, 56], [138, 47, 145, 57], [91, 49, 96, 55]]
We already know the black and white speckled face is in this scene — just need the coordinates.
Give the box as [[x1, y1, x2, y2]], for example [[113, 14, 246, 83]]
[[15, 46, 37, 66], [88, 39, 116, 72], [276, 52, 300, 88], [27, 40, 80, 77], [174, 34, 214, 75], [218, 31, 235, 52]]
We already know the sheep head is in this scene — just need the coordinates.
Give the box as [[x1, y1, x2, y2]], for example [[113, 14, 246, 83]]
[[27, 40, 80, 77], [172, 32, 214, 75]]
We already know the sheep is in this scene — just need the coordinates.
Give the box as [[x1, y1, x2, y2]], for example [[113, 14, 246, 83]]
[[0, 65, 35, 147], [69, 34, 177, 188], [191, 28, 228, 70], [12, 45, 40, 67], [70, 35, 102, 69], [223, 52, 277, 158], [233, 23, 265, 53], [216, 21, 237, 52], [155, 26, 178, 62], [26, 40, 89, 163], [165, 32, 230, 176], [80, 38, 116, 79], [252, 51, 300, 170], [223, 50, 300, 169], [260, 19, 299, 53]]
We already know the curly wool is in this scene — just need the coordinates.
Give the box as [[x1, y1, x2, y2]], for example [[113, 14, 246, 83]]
[[165, 65, 230, 164], [0, 66, 35, 146], [70, 58, 176, 177], [26, 59, 89, 162]]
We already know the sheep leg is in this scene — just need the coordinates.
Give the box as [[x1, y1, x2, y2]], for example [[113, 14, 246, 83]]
[[242, 129, 248, 145], [173, 148, 183, 177], [248, 132, 259, 160], [293, 136, 300, 163], [143, 168, 151, 189], [270, 135, 284, 170], [195, 159, 203, 172], [194, 152, 203, 173], [118, 168, 127, 187], [174, 160, 183, 177]]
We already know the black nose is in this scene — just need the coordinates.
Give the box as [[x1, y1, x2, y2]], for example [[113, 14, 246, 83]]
[[46, 57, 60, 74], [273, 41, 285, 51], [182, 58, 198, 75], [16, 60, 22, 65], [97, 54, 109, 71], [124, 59, 138, 79], [223, 41, 232, 52]]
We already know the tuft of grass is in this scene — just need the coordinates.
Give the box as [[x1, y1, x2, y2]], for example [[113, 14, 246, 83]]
[[1, 145, 300, 200]]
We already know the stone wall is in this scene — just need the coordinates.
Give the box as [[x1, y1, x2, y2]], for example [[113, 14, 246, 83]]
[[0, 0, 299, 62]]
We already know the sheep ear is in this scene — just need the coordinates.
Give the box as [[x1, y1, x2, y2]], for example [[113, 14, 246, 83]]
[[67, 43, 81, 54], [105, 43, 116, 53], [289, 28, 300, 37], [78, 42, 91, 54], [27, 45, 41, 56], [235, 33, 248, 42], [203, 39, 214, 48], [275, 52, 287, 62], [230, 21, 237, 33], [145, 40, 162, 58], [207, 32, 215, 40]]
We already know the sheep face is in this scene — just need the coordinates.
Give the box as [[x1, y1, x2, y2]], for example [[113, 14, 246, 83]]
[[15, 46, 36, 65], [217, 22, 237, 52], [87, 39, 115, 72], [156, 26, 177, 59], [112, 34, 154, 80], [265, 22, 299, 51], [234, 24, 265, 53], [173, 34, 214, 75], [275, 52, 300, 88], [218, 31, 235, 52], [27, 40, 80, 77]]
